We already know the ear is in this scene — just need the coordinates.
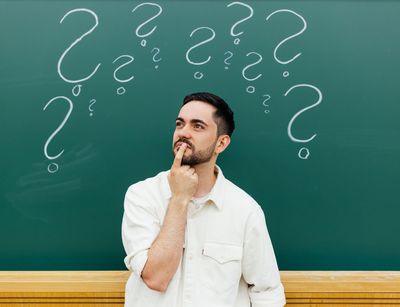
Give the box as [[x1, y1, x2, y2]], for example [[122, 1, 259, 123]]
[[215, 135, 231, 154]]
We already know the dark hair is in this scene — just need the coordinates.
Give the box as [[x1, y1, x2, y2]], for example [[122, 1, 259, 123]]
[[182, 92, 235, 137]]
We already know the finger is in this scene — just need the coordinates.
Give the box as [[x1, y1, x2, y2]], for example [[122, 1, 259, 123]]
[[172, 142, 187, 168], [188, 168, 196, 175], [191, 173, 198, 181]]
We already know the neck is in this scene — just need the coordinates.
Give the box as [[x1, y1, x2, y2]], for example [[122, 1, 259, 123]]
[[192, 162, 218, 198]]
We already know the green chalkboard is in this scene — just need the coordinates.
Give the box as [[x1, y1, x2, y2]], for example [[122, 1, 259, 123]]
[[1, 0, 399, 270]]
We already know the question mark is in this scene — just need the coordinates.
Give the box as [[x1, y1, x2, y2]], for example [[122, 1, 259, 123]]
[[284, 83, 322, 159], [43, 96, 74, 173], [266, 9, 307, 78], [223, 51, 233, 70], [262, 94, 271, 114], [58, 8, 101, 84], [185, 26, 216, 80], [226, 2, 253, 45], [112, 55, 135, 95], [242, 52, 263, 93], [132, 2, 163, 47], [151, 47, 162, 69], [89, 99, 96, 116]]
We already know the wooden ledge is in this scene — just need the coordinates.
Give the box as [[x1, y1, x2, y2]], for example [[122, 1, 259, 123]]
[[282, 271, 400, 292], [0, 271, 400, 305], [281, 271, 400, 304], [0, 271, 129, 292]]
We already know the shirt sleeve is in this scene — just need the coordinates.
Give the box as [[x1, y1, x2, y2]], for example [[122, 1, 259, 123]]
[[121, 184, 161, 279], [242, 204, 286, 307]]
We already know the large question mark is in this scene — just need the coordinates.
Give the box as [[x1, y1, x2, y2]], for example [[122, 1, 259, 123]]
[[185, 26, 216, 80], [223, 51, 233, 70], [284, 84, 322, 159], [132, 2, 163, 47], [58, 8, 101, 86], [226, 2, 253, 45], [266, 9, 307, 77], [43, 96, 74, 173], [242, 52, 263, 93], [112, 55, 135, 95]]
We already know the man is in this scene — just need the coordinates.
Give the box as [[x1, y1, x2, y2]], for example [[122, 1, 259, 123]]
[[122, 92, 285, 307]]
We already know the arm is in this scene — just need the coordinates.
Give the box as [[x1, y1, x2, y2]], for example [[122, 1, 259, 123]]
[[141, 143, 198, 292], [140, 195, 188, 292], [142, 143, 197, 291], [242, 204, 286, 307]]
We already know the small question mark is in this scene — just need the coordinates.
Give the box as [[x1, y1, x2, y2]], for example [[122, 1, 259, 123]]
[[266, 9, 307, 78], [112, 55, 135, 95], [242, 52, 263, 93], [262, 94, 271, 114], [151, 47, 162, 69], [58, 8, 101, 84], [131, 2, 163, 47], [43, 96, 74, 173], [284, 83, 322, 159], [89, 99, 96, 116], [185, 26, 216, 80], [226, 2, 253, 45], [223, 51, 233, 70]]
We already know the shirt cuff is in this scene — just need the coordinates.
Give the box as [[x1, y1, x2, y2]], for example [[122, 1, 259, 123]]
[[124, 249, 149, 279], [249, 283, 286, 307]]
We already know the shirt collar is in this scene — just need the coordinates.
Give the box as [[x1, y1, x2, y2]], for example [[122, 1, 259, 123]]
[[161, 165, 225, 211]]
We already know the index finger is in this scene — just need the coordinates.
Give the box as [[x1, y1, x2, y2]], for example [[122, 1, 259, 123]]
[[172, 143, 187, 168]]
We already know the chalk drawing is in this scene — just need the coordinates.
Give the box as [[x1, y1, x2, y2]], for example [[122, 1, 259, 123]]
[[226, 2, 254, 45], [242, 52, 263, 93], [89, 99, 96, 117], [266, 9, 307, 65], [112, 54, 134, 95], [57, 8, 101, 83], [131, 2, 163, 47], [151, 47, 162, 69], [224, 51, 233, 70], [43, 96, 74, 173], [284, 83, 322, 159], [185, 26, 216, 80]]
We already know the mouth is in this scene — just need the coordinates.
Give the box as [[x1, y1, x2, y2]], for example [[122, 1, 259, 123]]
[[175, 141, 191, 150]]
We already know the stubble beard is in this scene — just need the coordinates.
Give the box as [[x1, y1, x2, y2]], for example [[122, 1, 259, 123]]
[[173, 140, 217, 166]]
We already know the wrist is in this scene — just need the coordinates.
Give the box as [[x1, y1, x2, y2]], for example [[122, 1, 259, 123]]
[[170, 195, 191, 206]]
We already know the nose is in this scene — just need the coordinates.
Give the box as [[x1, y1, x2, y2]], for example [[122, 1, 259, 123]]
[[176, 124, 191, 139]]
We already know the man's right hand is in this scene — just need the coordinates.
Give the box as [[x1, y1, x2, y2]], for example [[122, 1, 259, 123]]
[[168, 143, 198, 203]]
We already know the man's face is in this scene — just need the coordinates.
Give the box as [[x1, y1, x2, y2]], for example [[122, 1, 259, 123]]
[[172, 100, 219, 166]]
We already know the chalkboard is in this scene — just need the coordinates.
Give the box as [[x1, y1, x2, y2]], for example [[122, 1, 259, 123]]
[[1, 0, 399, 270]]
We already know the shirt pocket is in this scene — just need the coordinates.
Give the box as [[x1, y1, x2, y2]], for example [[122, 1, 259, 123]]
[[201, 242, 243, 293], [202, 242, 242, 263]]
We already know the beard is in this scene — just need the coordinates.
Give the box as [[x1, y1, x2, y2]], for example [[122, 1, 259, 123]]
[[173, 139, 217, 166]]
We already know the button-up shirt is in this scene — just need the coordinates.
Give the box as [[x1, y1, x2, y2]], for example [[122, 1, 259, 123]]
[[122, 166, 285, 307]]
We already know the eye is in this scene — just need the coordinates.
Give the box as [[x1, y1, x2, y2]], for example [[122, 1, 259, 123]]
[[176, 121, 183, 127], [194, 124, 204, 129]]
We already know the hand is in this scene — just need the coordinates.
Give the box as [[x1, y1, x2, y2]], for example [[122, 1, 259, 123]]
[[168, 143, 198, 203]]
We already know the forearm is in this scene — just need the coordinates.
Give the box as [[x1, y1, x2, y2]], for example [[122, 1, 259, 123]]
[[141, 196, 188, 291]]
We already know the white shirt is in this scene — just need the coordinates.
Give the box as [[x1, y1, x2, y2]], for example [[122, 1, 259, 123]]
[[122, 166, 285, 307]]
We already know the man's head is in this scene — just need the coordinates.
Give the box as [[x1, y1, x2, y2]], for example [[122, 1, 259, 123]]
[[172, 92, 235, 166]]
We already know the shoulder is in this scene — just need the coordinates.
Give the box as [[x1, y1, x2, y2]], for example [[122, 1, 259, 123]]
[[125, 170, 169, 200], [222, 176, 263, 215]]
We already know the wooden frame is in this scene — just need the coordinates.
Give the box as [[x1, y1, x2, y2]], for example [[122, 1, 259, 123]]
[[0, 271, 399, 305]]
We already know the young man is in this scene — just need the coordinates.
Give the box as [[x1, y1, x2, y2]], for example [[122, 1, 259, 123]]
[[122, 92, 285, 307]]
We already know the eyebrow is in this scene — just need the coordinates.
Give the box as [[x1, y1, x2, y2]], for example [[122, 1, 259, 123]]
[[176, 117, 209, 127]]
